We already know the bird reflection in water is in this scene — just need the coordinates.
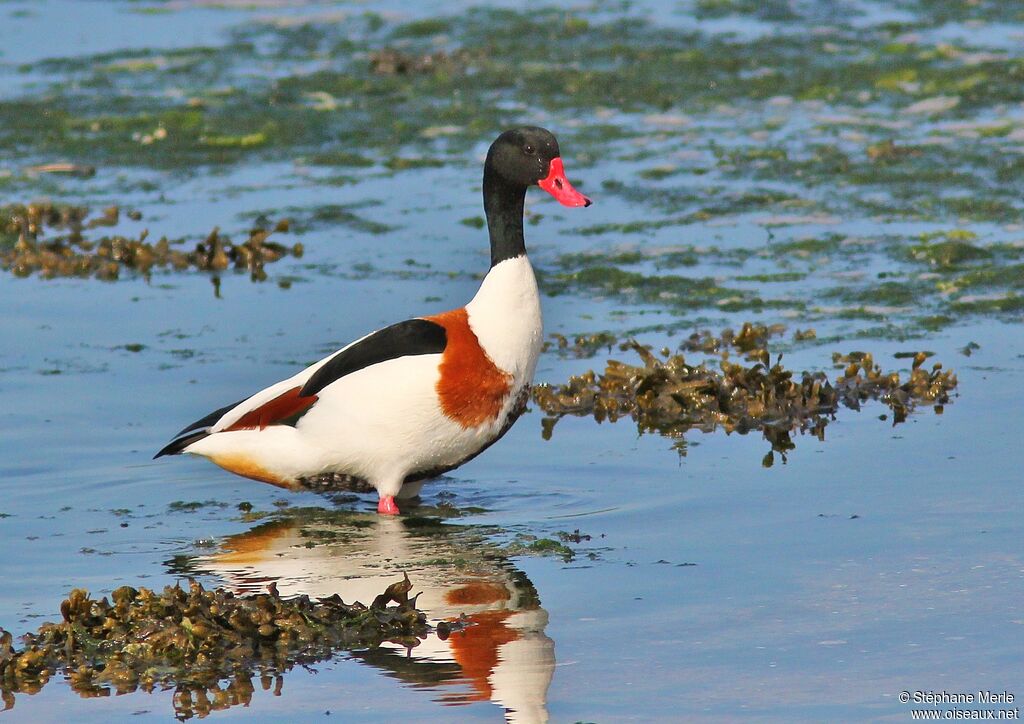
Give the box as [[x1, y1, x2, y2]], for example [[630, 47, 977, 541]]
[[188, 509, 555, 723]]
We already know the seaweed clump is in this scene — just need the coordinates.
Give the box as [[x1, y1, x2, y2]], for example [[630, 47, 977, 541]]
[[0, 577, 425, 718], [0, 202, 301, 281], [543, 331, 620, 359], [369, 48, 472, 76], [532, 324, 957, 463]]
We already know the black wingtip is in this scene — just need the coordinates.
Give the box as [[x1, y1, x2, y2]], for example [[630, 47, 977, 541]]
[[154, 430, 209, 459]]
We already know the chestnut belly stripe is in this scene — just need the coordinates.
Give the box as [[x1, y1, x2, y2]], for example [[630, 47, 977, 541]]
[[425, 308, 512, 429], [209, 454, 294, 489]]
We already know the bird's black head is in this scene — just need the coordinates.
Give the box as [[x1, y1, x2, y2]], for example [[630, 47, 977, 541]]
[[486, 126, 591, 207]]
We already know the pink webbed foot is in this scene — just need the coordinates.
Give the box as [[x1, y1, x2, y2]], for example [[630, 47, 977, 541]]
[[377, 495, 400, 515]]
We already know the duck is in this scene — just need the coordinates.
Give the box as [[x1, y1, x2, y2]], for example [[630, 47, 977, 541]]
[[155, 126, 591, 515]]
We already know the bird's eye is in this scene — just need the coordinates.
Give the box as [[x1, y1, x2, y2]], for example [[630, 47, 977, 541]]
[[524, 144, 536, 156]]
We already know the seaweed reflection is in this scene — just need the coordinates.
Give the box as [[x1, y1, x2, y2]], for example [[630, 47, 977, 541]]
[[188, 509, 555, 722], [0, 510, 554, 722], [0, 573, 425, 720]]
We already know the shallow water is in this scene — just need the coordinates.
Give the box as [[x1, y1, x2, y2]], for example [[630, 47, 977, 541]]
[[2, 0, 1023, 721]]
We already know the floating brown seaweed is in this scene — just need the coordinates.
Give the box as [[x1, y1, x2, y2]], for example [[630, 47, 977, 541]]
[[0, 577, 425, 719], [866, 139, 923, 163], [532, 323, 957, 463], [369, 48, 472, 76], [543, 331, 619, 358], [0, 202, 301, 282]]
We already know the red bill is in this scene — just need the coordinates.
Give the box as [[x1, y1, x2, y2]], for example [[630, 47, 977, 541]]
[[538, 157, 592, 207]]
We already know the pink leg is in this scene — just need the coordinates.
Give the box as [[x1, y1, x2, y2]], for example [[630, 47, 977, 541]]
[[377, 495, 400, 515]]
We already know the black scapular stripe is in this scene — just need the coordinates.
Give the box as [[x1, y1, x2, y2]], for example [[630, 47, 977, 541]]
[[174, 398, 247, 439], [300, 318, 447, 397], [154, 430, 213, 459], [153, 398, 247, 458]]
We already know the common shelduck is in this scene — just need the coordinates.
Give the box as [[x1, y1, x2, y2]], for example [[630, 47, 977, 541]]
[[155, 127, 591, 514]]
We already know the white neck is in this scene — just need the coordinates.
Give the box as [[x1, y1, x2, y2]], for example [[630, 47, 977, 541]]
[[465, 255, 543, 381]]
